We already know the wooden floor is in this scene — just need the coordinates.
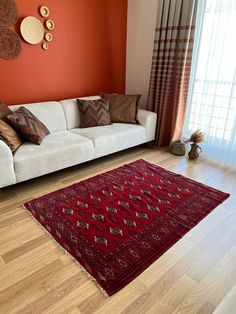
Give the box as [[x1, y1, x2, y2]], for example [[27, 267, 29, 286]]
[[0, 147, 235, 314]]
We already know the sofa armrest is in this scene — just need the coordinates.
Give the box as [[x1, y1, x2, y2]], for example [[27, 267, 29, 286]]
[[0, 140, 16, 188], [137, 109, 157, 141]]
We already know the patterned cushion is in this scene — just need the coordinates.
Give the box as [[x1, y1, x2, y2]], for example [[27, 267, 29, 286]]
[[101, 93, 141, 124], [0, 103, 12, 121], [7, 106, 50, 145], [0, 119, 23, 153], [76, 98, 111, 128]]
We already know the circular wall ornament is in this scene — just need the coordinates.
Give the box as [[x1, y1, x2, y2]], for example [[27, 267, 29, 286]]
[[20, 16, 44, 45], [0, 0, 18, 26], [0, 26, 21, 60], [45, 19, 54, 30], [42, 42, 48, 50], [39, 5, 49, 17], [45, 32, 52, 42]]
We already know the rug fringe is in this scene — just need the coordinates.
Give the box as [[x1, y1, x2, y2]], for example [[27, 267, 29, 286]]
[[22, 205, 109, 297]]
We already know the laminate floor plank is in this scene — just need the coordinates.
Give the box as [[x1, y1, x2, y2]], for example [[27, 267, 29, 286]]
[[0, 147, 235, 313]]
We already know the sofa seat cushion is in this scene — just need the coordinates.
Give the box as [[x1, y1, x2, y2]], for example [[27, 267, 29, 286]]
[[70, 123, 146, 158], [14, 131, 94, 183]]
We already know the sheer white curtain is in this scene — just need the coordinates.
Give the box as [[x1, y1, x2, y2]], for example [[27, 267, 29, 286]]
[[184, 0, 236, 168]]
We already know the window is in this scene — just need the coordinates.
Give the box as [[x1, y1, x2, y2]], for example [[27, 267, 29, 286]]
[[184, 0, 236, 167]]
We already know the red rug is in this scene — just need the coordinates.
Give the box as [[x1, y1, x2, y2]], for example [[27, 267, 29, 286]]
[[23, 159, 229, 296]]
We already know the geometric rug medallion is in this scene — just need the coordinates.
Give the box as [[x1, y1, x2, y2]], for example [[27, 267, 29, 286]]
[[23, 160, 230, 296]]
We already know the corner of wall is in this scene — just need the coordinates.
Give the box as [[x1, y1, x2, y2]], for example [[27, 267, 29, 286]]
[[126, 0, 158, 109]]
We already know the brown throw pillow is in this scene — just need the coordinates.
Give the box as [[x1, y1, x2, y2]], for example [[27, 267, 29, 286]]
[[7, 106, 50, 145], [101, 93, 141, 124], [0, 119, 23, 153], [0, 103, 12, 121], [77, 98, 111, 128]]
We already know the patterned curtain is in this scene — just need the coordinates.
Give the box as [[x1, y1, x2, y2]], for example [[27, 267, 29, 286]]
[[148, 0, 198, 147]]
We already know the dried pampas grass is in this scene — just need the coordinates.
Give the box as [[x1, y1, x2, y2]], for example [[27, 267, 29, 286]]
[[187, 129, 205, 143]]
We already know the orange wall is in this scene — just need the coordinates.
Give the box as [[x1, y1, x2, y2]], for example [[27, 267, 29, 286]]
[[0, 0, 127, 105]]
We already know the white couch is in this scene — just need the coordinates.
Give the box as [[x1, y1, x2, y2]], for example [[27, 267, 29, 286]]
[[0, 96, 157, 188]]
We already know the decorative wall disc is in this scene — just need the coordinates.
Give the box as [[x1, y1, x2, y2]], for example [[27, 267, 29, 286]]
[[42, 42, 48, 50], [45, 32, 52, 42], [0, 26, 21, 60], [40, 5, 49, 18], [0, 0, 18, 26], [45, 19, 54, 30], [20, 16, 44, 45]]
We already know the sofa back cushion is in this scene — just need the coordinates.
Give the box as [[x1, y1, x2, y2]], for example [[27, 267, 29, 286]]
[[60, 96, 101, 129], [10, 101, 67, 133]]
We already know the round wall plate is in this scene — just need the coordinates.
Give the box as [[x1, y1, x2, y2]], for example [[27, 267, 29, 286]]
[[45, 32, 52, 42], [0, 0, 18, 27], [20, 16, 44, 45], [0, 26, 21, 60], [42, 42, 48, 50], [40, 6, 49, 17], [45, 19, 54, 30]]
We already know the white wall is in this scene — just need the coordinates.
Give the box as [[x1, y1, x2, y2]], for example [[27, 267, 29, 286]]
[[126, 0, 158, 108]]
